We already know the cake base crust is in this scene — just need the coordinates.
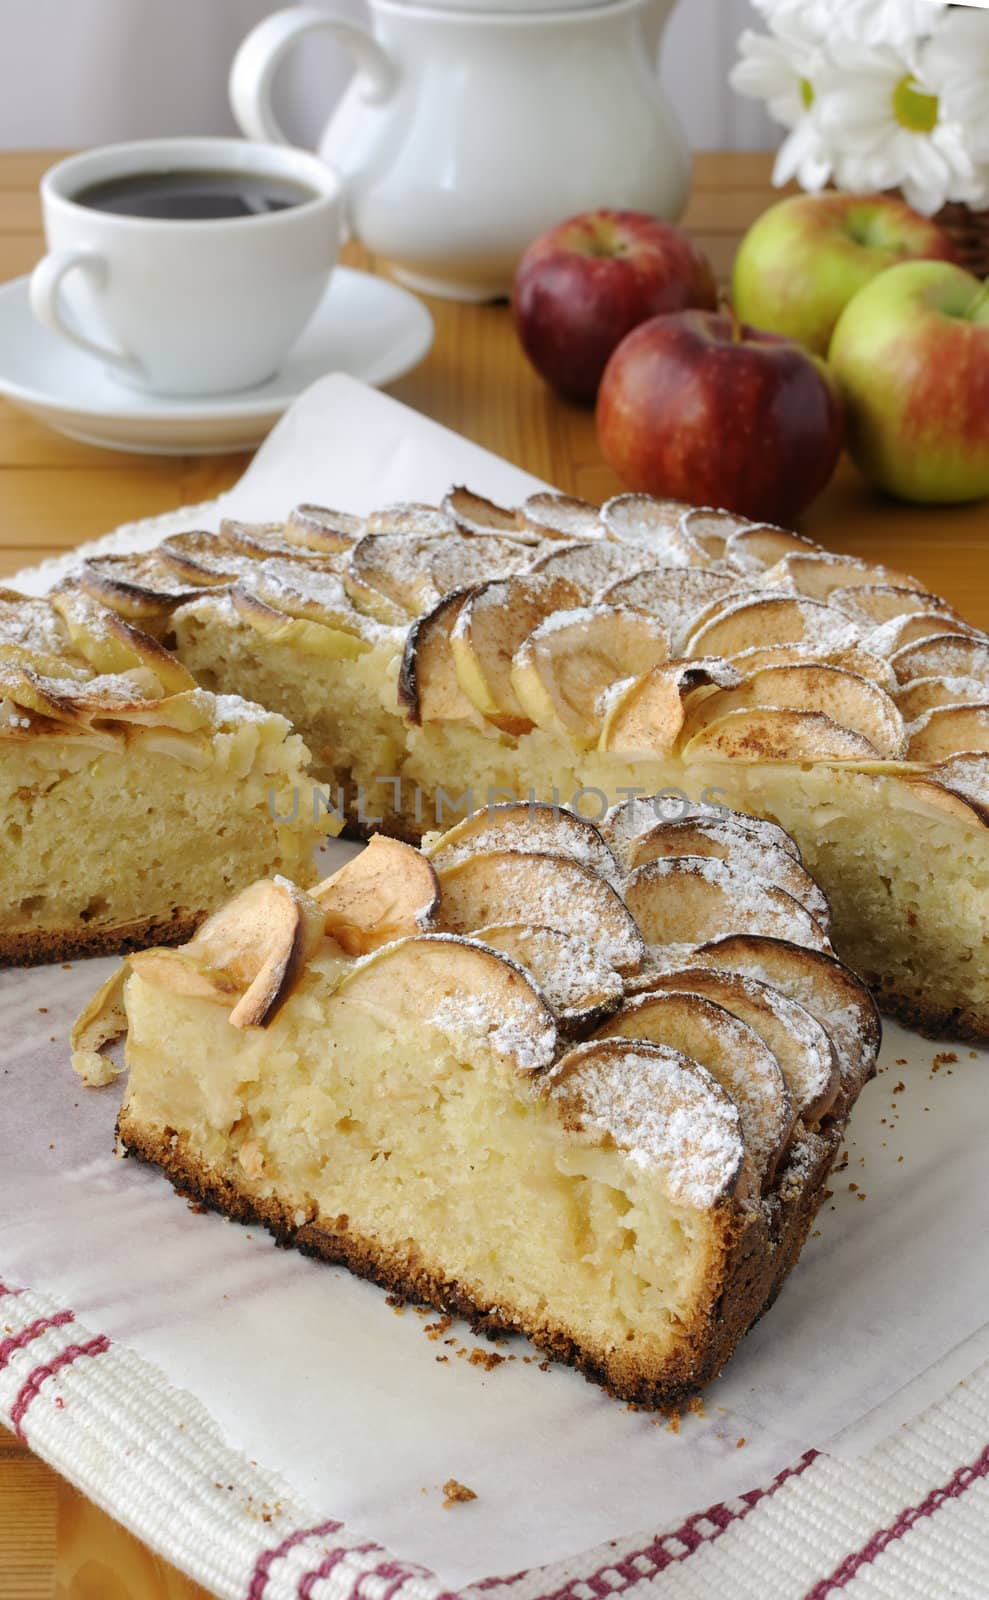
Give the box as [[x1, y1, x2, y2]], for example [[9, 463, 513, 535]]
[[117, 1108, 840, 1411], [0, 909, 203, 967]]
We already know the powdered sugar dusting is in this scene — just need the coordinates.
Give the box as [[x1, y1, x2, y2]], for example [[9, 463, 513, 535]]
[[428, 990, 556, 1074], [549, 1042, 744, 1209]]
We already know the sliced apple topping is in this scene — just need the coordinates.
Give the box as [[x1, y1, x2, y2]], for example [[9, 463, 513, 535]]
[[623, 814, 831, 931], [435, 849, 644, 974], [70, 965, 130, 1086], [877, 618, 983, 668], [760, 551, 924, 601], [927, 754, 989, 827], [890, 632, 989, 686], [595, 990, 794, 1194], [699, 933, 881, 1102], [398, 588, 482, 725], [243, 559, 367, 633], [153, 877, 327, 1029], [157, 530, 256, 585], [681, 706, 881, 763], [624, 856, 831, 953], [674, 507, 749, 567], [443, 486, 537, 542], [598, 659, 740, 756], [312, 835, 439, 955], [545, 1038, 744, 1210], [510, 604, 670, 744], [896, 676, 989, 720], [723, 524, 819, 576], [366, 502, 455, 536], [431, 534, 531, 594], [285, 503, 365, 552], [599, 493, 692, 560], [640, 967, 839, 1126], [527, 539, 652, 601], [601, 567, 741, 651], [685, 664, 905, 760], [450, 573, 580, 733], [346, 530, 447, 619], [601, 795, 800, 868], [518, 492, 606, 541], [51, 590, 196, 694], [219, 519, 329, 563], [829, 584, 957, 628], [905, 704, 989, 761], [231, 585, 368, 659], [427, 800, 617, 878], [473, 923, 623, 1031], [128, 948, 244, 1003], [685, 594, 859, 658], [78, 553, 203, 627], [330, 932, 557, 1074], [727, 641, 897, 690]]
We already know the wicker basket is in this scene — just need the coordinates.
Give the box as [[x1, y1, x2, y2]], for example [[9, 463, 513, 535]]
[[932, 201, 989, 279]]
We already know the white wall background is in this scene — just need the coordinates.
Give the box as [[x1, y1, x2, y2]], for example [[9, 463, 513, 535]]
[[0, 0, 778, 151]]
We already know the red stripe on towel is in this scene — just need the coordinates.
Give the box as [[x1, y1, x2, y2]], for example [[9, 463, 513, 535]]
[[0, 1310, 74, 1370], [804, 1441, 989, 1598], [476, 1449, 819, 1597], [10, 1334, 111, 1439], [298, 1541, 378, 1598], [246, 1520, 343, 1600]]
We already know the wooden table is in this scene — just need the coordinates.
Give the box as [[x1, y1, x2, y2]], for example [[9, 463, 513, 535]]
[[1, 147, 987, 1599]]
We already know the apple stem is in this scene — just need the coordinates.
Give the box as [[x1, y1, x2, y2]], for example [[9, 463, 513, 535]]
[[724, 300, 743, 343]]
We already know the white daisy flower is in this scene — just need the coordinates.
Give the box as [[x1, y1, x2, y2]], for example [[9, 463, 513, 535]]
[[731, 21, 833, 189], [753, 0, 946, 45], [815, 40, 980, 213], [924, 9, 989, 163]]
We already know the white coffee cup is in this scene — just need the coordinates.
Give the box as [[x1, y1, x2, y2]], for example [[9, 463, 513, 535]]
[[30, 137, 343, 397]]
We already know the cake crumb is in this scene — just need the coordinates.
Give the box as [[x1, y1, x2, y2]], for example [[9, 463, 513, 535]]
[[931, 1052, 957, 1073], [442, 1479, 477, 1509], [736, 1437, 746, 1449], [469, 1347, 505, 1371], [687, 1395, 705, 1418], [895, 1058, 907, 1066], [666, 1412, 680, 1434], [892, 1081, 905, 1095], [38, 1007, 47, 1014]]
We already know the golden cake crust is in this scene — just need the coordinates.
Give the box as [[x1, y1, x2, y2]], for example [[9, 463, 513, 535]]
[[116, 1107, 838, 1410], [0, 909, 203, 967]]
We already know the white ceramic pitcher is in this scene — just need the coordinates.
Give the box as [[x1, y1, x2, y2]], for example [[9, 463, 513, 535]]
[[230, 0, 690, 301]]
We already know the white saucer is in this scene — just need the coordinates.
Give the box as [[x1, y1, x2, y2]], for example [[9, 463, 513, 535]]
[[0, 269, 434, 455]]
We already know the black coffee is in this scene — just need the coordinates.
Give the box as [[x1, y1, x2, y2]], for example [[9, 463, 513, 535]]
[[72, 168, 317, 221]]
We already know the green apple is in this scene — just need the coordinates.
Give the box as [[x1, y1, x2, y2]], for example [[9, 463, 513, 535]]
[[732, 192, 956, 356], [829, 260, 989, 504]]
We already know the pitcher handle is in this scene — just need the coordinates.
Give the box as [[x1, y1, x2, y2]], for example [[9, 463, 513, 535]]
[[230, 5, 397, 148]]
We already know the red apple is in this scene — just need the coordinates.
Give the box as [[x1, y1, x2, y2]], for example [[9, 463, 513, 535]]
[[512, 210, 718, 404], [829, 260, 989, 503], [732, 192, 955, 357], [596, 309, 843, 524]]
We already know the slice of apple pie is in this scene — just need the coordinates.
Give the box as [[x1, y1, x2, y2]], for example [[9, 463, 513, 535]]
[[77, 798, 878, 1407], [0, 585, 322, 962], [65, 488, 989, 1038]]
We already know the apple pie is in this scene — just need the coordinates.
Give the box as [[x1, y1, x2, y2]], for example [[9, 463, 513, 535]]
[[76, 797, 878, 1406], [0, 584, 323, 963], [65, 488, 989, 1039]]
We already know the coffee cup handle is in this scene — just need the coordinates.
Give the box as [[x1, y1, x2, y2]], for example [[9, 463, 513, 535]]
[[30, 249, 143, 378], [230, 5, 397, 147]]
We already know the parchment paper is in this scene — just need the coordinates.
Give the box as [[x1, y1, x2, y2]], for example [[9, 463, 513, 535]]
[[3, 375, 988, 1586]]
